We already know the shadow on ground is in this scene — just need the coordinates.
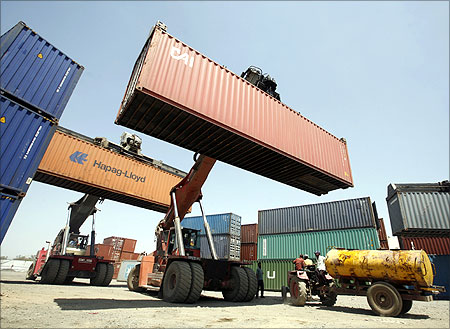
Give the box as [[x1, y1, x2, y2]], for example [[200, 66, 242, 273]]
[[54, 293, 282, 310], [315, 305, 430, 320]]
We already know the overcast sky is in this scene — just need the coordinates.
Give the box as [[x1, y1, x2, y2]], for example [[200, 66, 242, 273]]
[[1, 1, 448, 258]]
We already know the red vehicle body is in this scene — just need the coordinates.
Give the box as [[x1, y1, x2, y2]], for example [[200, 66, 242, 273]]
[[26, 195, 114, 286]]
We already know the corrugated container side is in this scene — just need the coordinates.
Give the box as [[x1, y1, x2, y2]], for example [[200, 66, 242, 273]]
[[122, 239, 137, 253], [428, 255, 450, 300], [387, 183, 450, 235], [240, 243, 257, 261], [0, 21, 84, 120], [1, 95, 57, 194], [35, 130, 184, 212], [257, 228, 380, 260], [85, 244, 114, 261], [199, 234, 240, 260], [120, 251, 140, 261], [258, 197, 376, 235], [182, 213, 241, 236], [241, 224, 258, 244], [398, 236, 450, 255], [378, 218, 389, 249], [115, 26, 353, 196], [113, 262, 121, 279], [244, 259, 295, 291], [0, 193, 23, 243]]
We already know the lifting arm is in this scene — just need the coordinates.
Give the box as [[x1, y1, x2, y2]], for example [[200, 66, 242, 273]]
[[156, 154, 217, 258]]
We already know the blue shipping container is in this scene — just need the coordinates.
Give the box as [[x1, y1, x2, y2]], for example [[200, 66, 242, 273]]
[[0, 21, 84, 120], [1, 95, 57, 194], [428, 254, 450, 300], [182, 213, 241, 236], [1, 192, 23, 243], [199, 234, 240, 260]]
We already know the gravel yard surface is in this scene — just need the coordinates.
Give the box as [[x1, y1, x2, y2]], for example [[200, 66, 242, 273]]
[[1, 270, 448, 328]]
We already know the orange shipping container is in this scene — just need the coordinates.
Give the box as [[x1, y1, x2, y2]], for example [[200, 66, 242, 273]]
[[35, 127, 186, 212]]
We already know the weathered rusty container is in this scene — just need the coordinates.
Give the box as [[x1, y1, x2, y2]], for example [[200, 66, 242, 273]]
[[85, 244, 114, 261], [398, 236, 450, 255], [34, 127, 186, 212], [377, 218, 389, 249], [115, 23, 353, 196], [122, 238, 137, 253], [386, 181, 450, 236], [240, 243, 257, 261], [241, 224, 258, 244], [325, 249, 434, 287]]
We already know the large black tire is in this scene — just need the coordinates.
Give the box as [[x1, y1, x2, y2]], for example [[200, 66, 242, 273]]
[[26, 263, 37, 281], [54, 259, 70, 284], [222, 266, 249, 302], [40, 259, 60, 284], [400, 299, 413, 315], [367, 282, 403, 317], [185, 262, 204, 303], [320, 282, 337, 307], [127, 265, 145, 292], [243, 267, 258, 302], [162, 261, 192, 303], [281, 286, 289, 302], [101, 263, 114, 286], [90, 262, 107, 286], [290, 277, 307, 306], [64, 276, 75, 284]]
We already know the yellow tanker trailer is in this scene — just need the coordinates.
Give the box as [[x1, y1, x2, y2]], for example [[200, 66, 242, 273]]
[[325, 249, 445, 316]]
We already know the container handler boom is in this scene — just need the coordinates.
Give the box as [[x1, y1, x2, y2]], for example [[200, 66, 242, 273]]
[[26, 194, 114, 286], [128, 154, 258, 303]]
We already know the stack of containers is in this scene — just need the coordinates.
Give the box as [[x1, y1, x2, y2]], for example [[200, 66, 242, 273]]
[[241, 224, 258, 261], [386, 181, 450, 299], [102, 236, 140, 279], [182, 213, 241, 260], [0, 21, 84, 243], [255, 197, 381, 291]]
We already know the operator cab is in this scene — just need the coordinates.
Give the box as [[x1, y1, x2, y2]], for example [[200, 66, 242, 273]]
[[167, 227, 200, 257], [66, 233, 89, 255]]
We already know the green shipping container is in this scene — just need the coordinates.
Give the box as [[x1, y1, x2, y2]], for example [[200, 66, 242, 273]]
[[257, 227, 380, 260], [244, 259, 295, 291]]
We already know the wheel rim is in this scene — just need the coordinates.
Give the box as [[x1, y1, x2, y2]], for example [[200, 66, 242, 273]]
[[374, 289, 394, 309]]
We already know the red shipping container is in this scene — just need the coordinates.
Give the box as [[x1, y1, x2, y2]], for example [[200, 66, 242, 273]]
[[112, 262, 121, 279], [377, 218, 389, 250], [241, 224, 258, 244], [120, 251, 140, 261], [85, 244, 114, 261], [116, 24, 353, 196], [122, 238, 137, 253], [240, 243, 257, 261], [103, 236, 125, 247], [399, 236, 450, 255]]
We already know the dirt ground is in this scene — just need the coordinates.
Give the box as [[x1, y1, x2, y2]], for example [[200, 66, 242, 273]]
[[0, 270, 448, 328]]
